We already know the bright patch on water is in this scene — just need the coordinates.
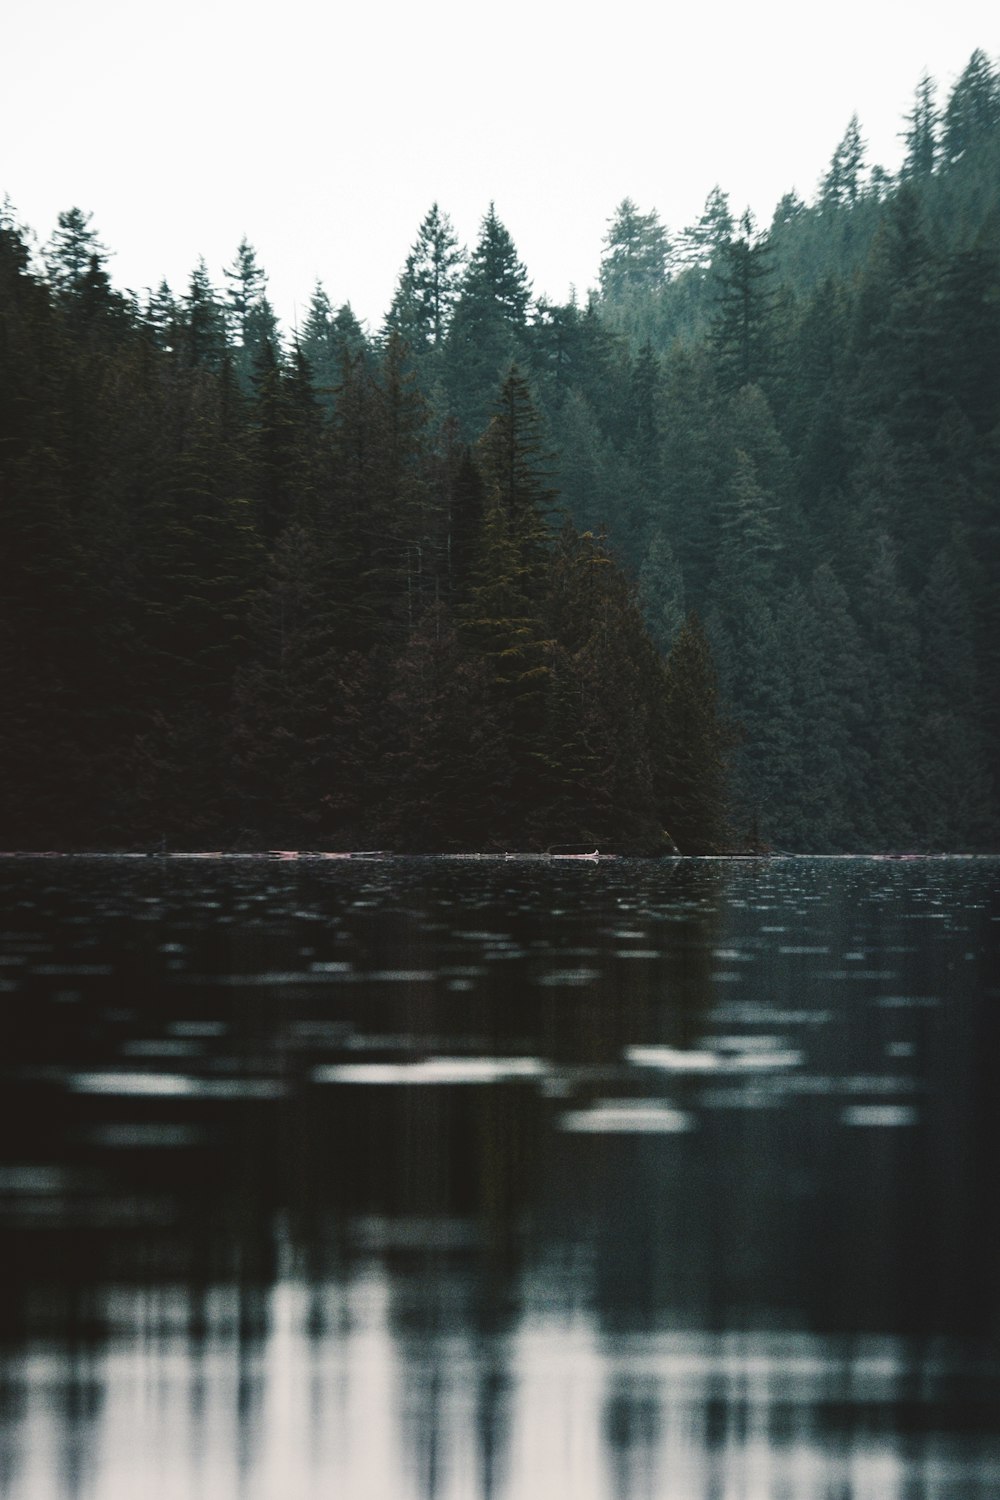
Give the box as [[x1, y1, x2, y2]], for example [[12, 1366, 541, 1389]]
[[312, 1057, 547, 1085], [626, 1045, 723, 1072], [67, 1072, 286, 1098], [559, 1100, 695, 1133], [842, 1105, 920, 1127]]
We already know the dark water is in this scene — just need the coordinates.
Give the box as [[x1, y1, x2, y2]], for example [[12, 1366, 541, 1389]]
[[0, 854, 997, 1499]]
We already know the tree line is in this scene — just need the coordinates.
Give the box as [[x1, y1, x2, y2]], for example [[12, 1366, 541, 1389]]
[[581, 51, 1000, 850], [0, 209, 729, 853], [2, 48, 997, 851]]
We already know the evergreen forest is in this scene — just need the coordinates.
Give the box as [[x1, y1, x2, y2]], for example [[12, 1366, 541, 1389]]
[[2, 51, 998, 853]]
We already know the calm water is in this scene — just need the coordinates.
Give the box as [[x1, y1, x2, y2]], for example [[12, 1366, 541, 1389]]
[[0, 854, 997, 1500]]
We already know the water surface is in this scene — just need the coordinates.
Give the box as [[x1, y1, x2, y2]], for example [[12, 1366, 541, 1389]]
[[1, 855, 997, 1498]]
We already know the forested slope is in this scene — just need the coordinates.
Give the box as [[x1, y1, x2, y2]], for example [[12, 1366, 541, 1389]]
[[0, 218, 727, 853], [1, 50, 997, 851], [571, 52, 1000, 850]]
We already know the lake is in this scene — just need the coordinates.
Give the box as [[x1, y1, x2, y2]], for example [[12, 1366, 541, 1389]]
[[0, 854, 997, 1499]]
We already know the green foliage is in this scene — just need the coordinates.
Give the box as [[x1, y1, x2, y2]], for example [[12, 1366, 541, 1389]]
[[900, 74, 939, 181], [180, 258, 227, 370], [821, 115, 868, 209], [44, 207, 109, 295], [300, 283, 368, 412], [710, 213, 780, 393], [576, 49, 1000, 849], [599, 199, 669, 299], [387, 203, 465, 350], [461, 369, 556, 759], [4, 51, 1000, 854], [444, 205, 532, 434], [660, 614, 733, 853], [223, 237, 267, 348], [942, 48, 1000, 164], [674, 186, 734, 272]]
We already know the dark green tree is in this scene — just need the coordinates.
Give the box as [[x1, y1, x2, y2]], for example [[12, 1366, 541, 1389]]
[[821, 115, 867, 209], [660, 613, 732, 853], [386, 203, 465, 349], [180, 258, 227, 370], [710, 212, 778, 392], [658, 341, 726, 597], [674, 186, 734, 272], [942, 49, 1000, 164], [223, 237, 268, 348], [900, 74, 939, 180], [230, 520, 372, 843], [550, 386, 621, 536], [916, 545, 994, 848], [143, 279, 181, 352], [299, 284, 368, 410], [379, 607, 513, 850], [44, 207, 109, 295], [444, 205, 532, 433], [599, 199, 669, 299], [638, 531, 685, 654], [857, 534, 921, 845], [543, 525, 665, 849], [460, 368, 556, 832]]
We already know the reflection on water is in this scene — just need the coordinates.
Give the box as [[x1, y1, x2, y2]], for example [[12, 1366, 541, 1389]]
[[0, 855, 997, 1498]]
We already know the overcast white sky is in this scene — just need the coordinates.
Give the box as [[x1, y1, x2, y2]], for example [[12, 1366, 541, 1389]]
[[3, 0, 997, 331]]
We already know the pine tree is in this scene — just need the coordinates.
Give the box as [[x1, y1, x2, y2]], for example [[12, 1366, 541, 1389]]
[[180, 258, 227, 370], [476, 365, 556, 539], [900, 74, 939, 180], [386, 203, 465, 349], [715, 448, 782, 593], [932, 245, 1000, 434], [366, 331, 439, 632], [45, 207, 109, 295], [300, 284, 368, 410], [674, 186, 734, 272], [659, 341, 725, 597], [248, 329, 301, 540], [821, 115, 868, 209], [379, 607, 512, 850], [710, 212, 778, 392], [917, 546, 995, 848], [460, 368, 556, 833], [660, 613, 732, 853], [230, 522, 369, 843], [445, 205, 532, 433], [849, 186, 941, 451], [599, 199, 669, 299], [0, 224, 100, 847], [857, 534, 921, 846], [329, 334, 435, 644], [544, 525, 666, 849], [144, 279, 181, 352], [223, 237, 268, 349], [550, 387, 621, 536], [806, 564, 874, 848], [638, 532, 685, 654], [776, 578, 853, 848], [770, 191, 807, 233], [942, 49, 1000, 164], [527, 295, 593, 405]]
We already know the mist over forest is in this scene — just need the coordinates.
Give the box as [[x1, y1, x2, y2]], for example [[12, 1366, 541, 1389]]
[[1, 50, 998, 852]]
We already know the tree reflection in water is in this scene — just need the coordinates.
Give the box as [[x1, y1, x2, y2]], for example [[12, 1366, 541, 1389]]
[[0, 854, 997, 1498]]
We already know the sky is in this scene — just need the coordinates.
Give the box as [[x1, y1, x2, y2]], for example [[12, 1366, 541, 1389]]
[[3, 0, 998, 333]]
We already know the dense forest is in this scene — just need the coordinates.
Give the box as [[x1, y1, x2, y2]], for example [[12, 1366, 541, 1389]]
[[1, 50, 998, 852]]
